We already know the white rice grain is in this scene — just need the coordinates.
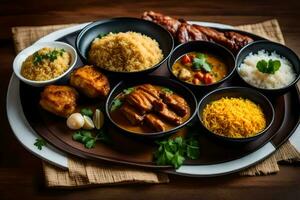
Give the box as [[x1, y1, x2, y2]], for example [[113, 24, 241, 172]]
[[238, 50, 296, 89]]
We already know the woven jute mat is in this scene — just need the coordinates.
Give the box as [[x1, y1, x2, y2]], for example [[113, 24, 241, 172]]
[[11, 19, 300, 188]]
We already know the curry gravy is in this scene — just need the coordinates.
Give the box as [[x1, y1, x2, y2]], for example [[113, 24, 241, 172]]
[[110, 85, 191, 134]]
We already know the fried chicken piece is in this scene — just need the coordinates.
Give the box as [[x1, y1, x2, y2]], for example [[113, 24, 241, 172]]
[[120, 103, 144, 125], [39, 85, 78, 118], [144, 113, 166, 132], [70, 65, 110, 98], [161, 92, 189, 117], [153, 99, 181, 125]]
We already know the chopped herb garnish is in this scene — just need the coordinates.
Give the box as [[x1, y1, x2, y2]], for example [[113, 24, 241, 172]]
[[80, 108, 93, 117], [192, 53, 212, 72], [256, 59, 281, 74], [34, 138, 47, 150], [33, 52, 43, 65], [33, 48, 66, 65], [123, 87, 135, 95], [72, 129, 111, 149], [196, 53, 207, 59], [161, 87, 173, 94], [111, 99, 123, 111], [154, 136, 200, 169]]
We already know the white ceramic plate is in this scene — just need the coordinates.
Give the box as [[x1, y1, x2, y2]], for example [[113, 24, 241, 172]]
[[7, 21, 300, 175]]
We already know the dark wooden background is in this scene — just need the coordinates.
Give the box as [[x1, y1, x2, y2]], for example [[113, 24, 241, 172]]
[[1, 0, 300, 199]]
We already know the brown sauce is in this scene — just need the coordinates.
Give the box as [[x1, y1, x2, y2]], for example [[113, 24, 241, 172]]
[[110, 85, 191, 134]]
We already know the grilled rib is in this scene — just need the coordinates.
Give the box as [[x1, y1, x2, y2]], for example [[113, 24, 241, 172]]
[[142, 11, 253, 53]]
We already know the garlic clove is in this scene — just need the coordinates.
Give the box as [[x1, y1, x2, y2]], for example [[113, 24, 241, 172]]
[[67, 113, 84, 130], [83, 115, 95, 130], [93, 109, 104, 130]]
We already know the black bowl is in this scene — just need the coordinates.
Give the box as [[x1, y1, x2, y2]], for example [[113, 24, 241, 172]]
[[105, 75, 198, 139], [197, 87, 275, 142], [76, 17, 174, 77], [167, 41, 236, 93], [236, 40, 300, 95]]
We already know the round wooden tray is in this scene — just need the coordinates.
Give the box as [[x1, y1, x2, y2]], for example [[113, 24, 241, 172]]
[[11, 22, 300, 176]]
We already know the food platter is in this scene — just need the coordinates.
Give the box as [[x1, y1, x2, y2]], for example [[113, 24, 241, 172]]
[[7, 15, 300, 177]]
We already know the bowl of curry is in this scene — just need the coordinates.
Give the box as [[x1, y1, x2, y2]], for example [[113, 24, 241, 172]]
[[167, 41, 236, 91], [105, 76, 198, 139]]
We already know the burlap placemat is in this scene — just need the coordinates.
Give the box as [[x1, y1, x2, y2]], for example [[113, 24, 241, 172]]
[[11, 19, 300, 187]]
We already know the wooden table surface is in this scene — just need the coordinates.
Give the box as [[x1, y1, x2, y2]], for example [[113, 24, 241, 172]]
[[1, 0, 300, 199]]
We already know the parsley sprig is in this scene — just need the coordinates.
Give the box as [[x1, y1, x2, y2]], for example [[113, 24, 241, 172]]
[[256, 59, 281, 74], [154, 136, 200, 169], [34, 138, 47, 150], [161, 87, 173, 94], [111, 99, 123, 111], [192, 53, 212, 72], [123, 87, 135, 95], [80, 108, 93, 118], [72, 129, 111, 149]]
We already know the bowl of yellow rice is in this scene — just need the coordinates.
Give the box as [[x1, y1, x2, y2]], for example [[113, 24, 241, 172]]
[[197, 87, 275, 142]]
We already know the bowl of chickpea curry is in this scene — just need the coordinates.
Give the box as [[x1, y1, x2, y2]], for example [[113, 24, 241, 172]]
[[168, 41, 236, 91]]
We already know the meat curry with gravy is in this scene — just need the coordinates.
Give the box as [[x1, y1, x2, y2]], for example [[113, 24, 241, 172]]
[[110, 84, 191, 133]]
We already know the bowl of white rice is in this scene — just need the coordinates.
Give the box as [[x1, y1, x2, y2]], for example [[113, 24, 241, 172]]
[[236, 40, 300, 95]]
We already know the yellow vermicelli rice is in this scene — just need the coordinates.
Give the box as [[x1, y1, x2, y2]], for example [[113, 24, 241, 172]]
[[202, 97, 266, 138], [21, 47, 71, 81], [88, 31, 163, 72]]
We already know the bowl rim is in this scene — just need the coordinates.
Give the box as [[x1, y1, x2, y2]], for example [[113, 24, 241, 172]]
[[105, 75, 198, 137], [75, 17, 174, 74], [167, 40, 236, 87], [13, 41, 78, 84], [197, 86, 275, 141], [236, 40, 300, 91]]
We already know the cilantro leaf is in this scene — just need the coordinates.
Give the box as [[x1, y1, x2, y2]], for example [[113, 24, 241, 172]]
[[192, 55, 212, 72], [33, 48, 65, 65], [256, 59, 268, 73], [154, 136, 200, 169], [72, 130, 94, 148], [256, 59, 281, 74], [33, 52, 43, 65], [171, 152, 185, 169], [72, 128, 112, 149], [161, 87, 173, 94], [85, 139, 96, 149], [268, 59, 281, 74], [34, 138, 47, 150], [123, 87, 135, 95], [80, 108, 93, 117], [96, 129, 112, 145], [111, 99, 123, 111], [196, 53, 207, 59]]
